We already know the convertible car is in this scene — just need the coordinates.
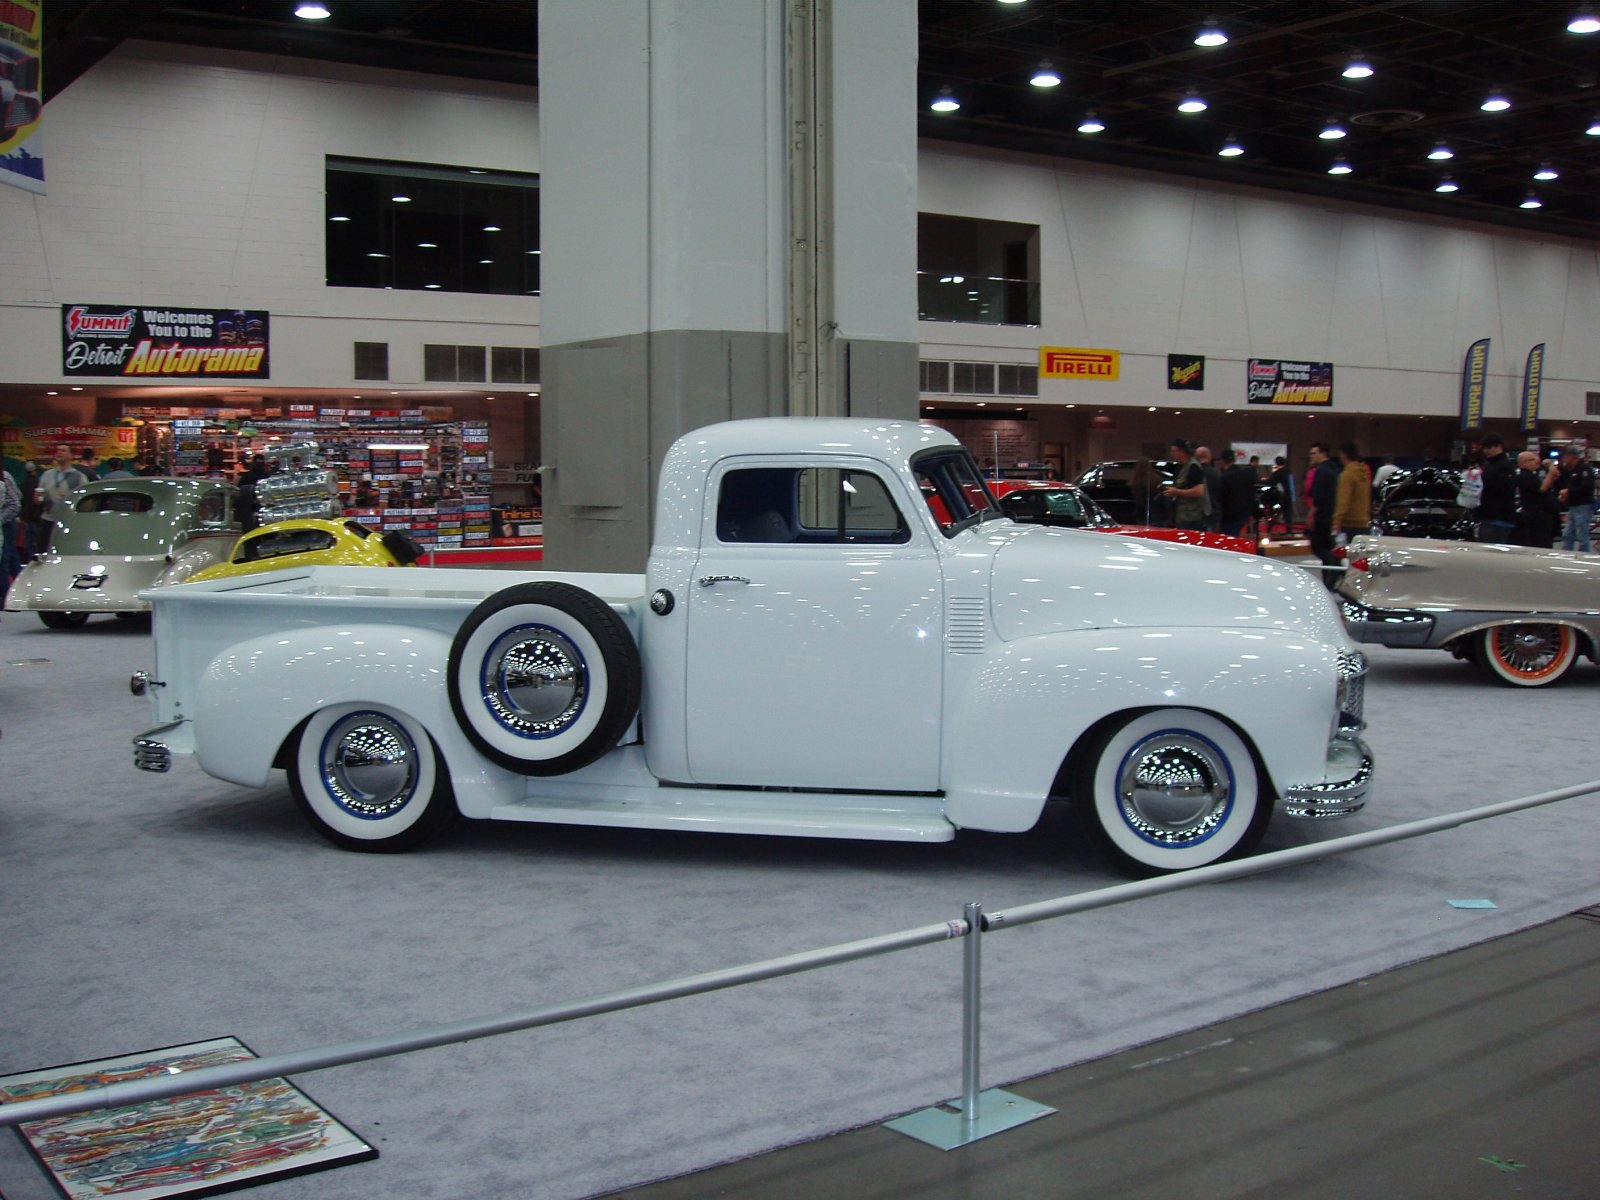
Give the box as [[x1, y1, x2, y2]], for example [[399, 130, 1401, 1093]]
[[5, 478, 240, 628], [1338, 534, 1600, 686], [993, 481, 1259, 554]]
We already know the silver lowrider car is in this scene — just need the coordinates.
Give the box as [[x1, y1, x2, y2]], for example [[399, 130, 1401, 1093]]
[[1338, 534, 1600, 687], [5, 478, 240, 628]]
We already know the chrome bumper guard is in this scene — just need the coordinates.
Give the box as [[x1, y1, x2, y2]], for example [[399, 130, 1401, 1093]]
[[1339, 599, 1436, 649], [1283, 735, 1374, 819], [133, 721, 187, 773]]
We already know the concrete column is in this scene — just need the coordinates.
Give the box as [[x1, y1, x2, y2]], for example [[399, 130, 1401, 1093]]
[[538, 0, 917, 571]]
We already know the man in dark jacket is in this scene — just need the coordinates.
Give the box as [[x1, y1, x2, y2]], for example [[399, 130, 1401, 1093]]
[[1475, 433, 1517, 544], [1306, 442, 1342, 587], [1217, 450, 1258, 537], [1554, 445, 1595, 552]]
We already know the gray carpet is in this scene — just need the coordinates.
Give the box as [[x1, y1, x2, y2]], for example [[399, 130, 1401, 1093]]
[[2, 597, 1598, 1200]]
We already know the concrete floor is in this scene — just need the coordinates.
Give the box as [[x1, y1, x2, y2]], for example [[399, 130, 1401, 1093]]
[[606, 909, 1600, 1200]]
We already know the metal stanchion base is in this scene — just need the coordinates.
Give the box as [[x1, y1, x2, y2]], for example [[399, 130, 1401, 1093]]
[[882, 1087, 1055, 1150]]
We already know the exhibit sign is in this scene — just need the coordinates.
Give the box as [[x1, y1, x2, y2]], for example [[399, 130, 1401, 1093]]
[[1459, 337, 1490, 431], [61, 305, 271, 379], [1246, 359, 1333, 406], [1519, 343, 1544, 433], [0, 0, 44, 194], [1040, 346, 1120, 380], [3, 423, 138, 463], [1167, 354, 1205, 391]]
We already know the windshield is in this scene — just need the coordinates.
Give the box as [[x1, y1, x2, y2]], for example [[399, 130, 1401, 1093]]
[[1000, 487, 1117, 529], [912, 448, 1002, 536]]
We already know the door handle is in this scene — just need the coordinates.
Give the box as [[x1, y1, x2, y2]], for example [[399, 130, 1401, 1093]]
[[697, 575, 751, 587]]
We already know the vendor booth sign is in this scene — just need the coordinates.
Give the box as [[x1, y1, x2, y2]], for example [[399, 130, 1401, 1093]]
[[0, 0, 44, 194], [1247, 359, 1333, 406], [3, 423, 137, 464], [62, 305, 271, 379]]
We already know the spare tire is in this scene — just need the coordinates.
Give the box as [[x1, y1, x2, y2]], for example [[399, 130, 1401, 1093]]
[[447, 581, 641, 776]]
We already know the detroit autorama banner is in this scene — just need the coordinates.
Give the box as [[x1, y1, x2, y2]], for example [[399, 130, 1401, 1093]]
[[61, 304, 271, 379], [1246, 358, 1333, 407]]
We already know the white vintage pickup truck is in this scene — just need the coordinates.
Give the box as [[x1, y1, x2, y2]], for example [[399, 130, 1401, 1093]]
[[131, 419, 1373, 873]]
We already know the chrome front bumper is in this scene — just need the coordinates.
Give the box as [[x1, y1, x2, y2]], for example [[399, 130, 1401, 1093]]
[[133, 720, 193, 773], [1283, 735, 1374, 819]]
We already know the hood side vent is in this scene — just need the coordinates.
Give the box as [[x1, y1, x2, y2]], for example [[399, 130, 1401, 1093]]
[[946, 596, 987, 654]]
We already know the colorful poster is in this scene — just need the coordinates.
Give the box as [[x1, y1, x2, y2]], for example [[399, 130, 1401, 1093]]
[[3, 423, 139, 464], [1040, 346, 1120, 380], [1246, 359, 1333, 406], [1167, 353, 1204, 391], [1519, 343, 1544, 433], [1459, 338, 1490, 431], [0, 0, 44, 194], [62, 305, 271, 379]]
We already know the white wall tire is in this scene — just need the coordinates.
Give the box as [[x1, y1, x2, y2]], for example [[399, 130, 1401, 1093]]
[[446, 582, 641, 776], [288, 704, 457, 852], [1477, 623, 1578, 687], [1076, 709, 1269, 874]]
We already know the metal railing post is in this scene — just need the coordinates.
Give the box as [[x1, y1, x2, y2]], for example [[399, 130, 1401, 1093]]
[[961, 900, 982, 1123]]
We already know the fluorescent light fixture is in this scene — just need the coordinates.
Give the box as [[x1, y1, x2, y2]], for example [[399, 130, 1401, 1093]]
[[391, 193, 411, 203], [1435, 176, 1459, 193], [417, 241, 437, 248], [365, 251, 388, 258], [295, 2, 331, 19], [1568, 11, 1600, 33], [1342, 54, 1374, 79], [1521, 192, 1543, 209], [930, 86, 960, 113], [1427, 141, 1454, 160], [1194, 19, 1228, 47], [1481, 89, 1511, 112], [1319, 117, 1347, 140], [1218, 135, 1244, 157], [1177, 90, 1208, 113], [482, 224, 502, 232], [1030, 62, 1061, 88], [1078, 110, 1105, 133], [1328, 156, 1353, 175], [424, 282, 441, 289], [368, 444, 429, 451], [1534, 161, 1559, 180], [328, 214, 350, 222]]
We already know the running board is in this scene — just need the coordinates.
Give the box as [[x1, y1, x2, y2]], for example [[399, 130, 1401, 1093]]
[[488, 791, 955, 842]]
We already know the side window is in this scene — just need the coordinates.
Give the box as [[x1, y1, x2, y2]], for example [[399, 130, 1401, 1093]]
[[716, 467, 909, 545], [194, 492, 229, 524]]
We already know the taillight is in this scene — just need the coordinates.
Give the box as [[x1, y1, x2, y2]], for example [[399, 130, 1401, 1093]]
[[1349, 556, 1369, 572]]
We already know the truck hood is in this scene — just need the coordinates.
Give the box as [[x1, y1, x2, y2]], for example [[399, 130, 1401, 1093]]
[[985, 523, 1348, 643]]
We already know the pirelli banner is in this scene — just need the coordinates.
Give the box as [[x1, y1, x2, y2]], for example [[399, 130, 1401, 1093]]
[[1040, 346, 1120, 381], [61, 304, 270, 379]]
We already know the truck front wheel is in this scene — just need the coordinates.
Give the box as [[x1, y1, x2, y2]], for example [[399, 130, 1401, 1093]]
[[288, 704, 458, 852], [1075, 709, 1269, 875]]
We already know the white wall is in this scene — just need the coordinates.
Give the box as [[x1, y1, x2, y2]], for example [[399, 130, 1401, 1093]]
[[0, 42, 541, 389], [918, 143, 1600, 422]]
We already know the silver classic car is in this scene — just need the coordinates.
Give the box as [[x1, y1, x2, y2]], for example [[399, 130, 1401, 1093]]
[[5, 478, 240, 628], [1338, 534, 1600, 686]]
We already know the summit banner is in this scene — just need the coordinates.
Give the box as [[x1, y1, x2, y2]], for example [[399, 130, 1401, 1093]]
[[1459, 338, 1490, 431], [61, 304, 271, 379], [0, 0, 45, 194]]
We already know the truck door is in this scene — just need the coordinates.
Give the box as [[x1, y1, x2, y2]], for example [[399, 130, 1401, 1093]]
[[685, 459, 943, 791]]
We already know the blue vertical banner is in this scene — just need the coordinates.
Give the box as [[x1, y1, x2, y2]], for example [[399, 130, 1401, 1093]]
[[1519, 343, 1545, 433], [1459, 338, 1490, 432], [0, 0, 44, 194]]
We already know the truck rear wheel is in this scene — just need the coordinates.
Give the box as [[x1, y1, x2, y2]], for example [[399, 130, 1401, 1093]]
[[288, 704, 458, 852], [447, 581, 641, 776], [1075, 709, 1270, 875]]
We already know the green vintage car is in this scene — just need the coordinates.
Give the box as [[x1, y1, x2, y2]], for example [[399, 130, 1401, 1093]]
[[5, 478, 240, 628]]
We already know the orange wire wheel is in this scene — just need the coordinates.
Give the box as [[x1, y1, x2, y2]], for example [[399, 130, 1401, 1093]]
[[1477, 623, 1578, 687]]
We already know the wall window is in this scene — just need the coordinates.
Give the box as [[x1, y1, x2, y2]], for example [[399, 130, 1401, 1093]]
[[424, 344, 487, 382], [1587, 391, 1600, 416], [492, 347, 541, 384], [920, 359, 1038, 397], [353, 342, 389, 380], [326, 157, 541, 296], [917, 214, 1040, 327]]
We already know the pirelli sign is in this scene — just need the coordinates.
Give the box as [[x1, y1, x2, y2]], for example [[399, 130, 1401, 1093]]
[[1040, 346, 1120, 381]]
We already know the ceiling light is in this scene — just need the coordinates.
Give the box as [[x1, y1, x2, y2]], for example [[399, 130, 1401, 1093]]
[[1193, 20, 1228, 47], [1342, 54, 1374, 79], [328, 214, 350, 222], [1534, 161, 1559, 180], [482, 224, 501, 232], [365, 251, 389, 258], [417, 241, 437, 248], [478, 258, 493, 264], [1480, 89, 1511, 112], [424, 282, 442, 289], [1435, 176, 1459, 193], [996, 0, 1028, 5], [1319, 117, 1347, 140], [1177, 90, 1208, 113], [1568, 11, 1600, 33], [1077, 110, 1105, 133], [1030, 61, 1061, 88], [1427, 141, 1454, 161], [1328, 156, 1353, 175], [294, 2, 331, 19], [391, 193, 411, 203], [1521, 192, 1543, 209], [1218, 135, 1244, 157], [930, 86, 960, 113], [1588, 115, 1600, 135]]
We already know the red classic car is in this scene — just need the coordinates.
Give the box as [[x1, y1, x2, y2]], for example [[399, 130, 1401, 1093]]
[[989, 481, 1259, 554]]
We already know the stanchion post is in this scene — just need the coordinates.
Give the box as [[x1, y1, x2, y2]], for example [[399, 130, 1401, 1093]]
[[961, 900, 982, 1123]]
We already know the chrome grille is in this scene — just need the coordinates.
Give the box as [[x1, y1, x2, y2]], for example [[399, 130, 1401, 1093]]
[[1336, 649, 1367, 733]]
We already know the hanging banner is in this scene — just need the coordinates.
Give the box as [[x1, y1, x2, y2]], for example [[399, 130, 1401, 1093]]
[[1246, 359, 1333, 406], [1040, 346, 1120, 380], [1167, 354, 1205, 391], [1459, 338, 1490, 431], [61, 304, 271, 379], [2, 424, 139, 464], [0, 0, 44, 194], [1519, 343, 1544, 433]]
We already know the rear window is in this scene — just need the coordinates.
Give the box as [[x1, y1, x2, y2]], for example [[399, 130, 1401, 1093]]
[[716, 467, 910, 545], [75, 492, 154, 514], [236, 528, 339, 563]]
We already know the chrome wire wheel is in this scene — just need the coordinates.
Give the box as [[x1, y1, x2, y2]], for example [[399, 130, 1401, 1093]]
[[1479, 623, 1577, 687]]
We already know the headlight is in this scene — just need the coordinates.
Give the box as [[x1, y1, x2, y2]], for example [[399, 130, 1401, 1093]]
[[1335, 649, 1367, 735]]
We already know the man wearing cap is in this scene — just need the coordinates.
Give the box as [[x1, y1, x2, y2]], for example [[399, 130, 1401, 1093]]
[[1162, 438, 1209, 531], [1552, 445, 1595, 552]]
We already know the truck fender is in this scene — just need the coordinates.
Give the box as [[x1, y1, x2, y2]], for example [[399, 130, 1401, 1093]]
[[192, 623, 522, 814], [940, 626, 1338, 832]]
